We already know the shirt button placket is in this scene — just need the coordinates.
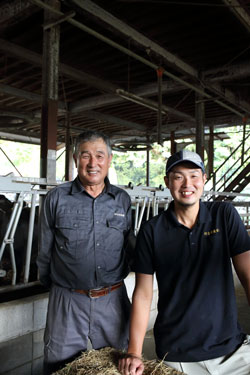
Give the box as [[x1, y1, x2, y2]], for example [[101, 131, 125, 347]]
[[94, 199, 102, 275], [189, 231, 195, 246]]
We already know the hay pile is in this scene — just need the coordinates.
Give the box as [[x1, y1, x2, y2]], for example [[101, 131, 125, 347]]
[[53, 347, 184, 375]]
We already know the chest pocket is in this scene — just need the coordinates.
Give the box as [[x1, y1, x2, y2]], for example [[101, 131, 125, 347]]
[[55, 215, 88, 259], [105, 216, 127, 252], [107, 216, 127, 231]]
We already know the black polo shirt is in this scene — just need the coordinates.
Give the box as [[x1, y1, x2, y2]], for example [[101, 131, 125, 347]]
[[134, 201, 250, 362]]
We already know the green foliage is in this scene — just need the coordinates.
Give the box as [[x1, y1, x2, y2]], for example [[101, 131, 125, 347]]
[[112, 141, 171, 187], [112, 151, 147, 185], [0, 125, 249, 188], [0, 140, 65, 180], [0, 140, 40, 177]]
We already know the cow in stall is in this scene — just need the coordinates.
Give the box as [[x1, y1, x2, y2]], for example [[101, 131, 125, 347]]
[[0, 194, 39, 285]]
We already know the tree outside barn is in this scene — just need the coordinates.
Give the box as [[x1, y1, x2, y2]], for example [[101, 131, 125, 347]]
[[0, 125, 249, 191]]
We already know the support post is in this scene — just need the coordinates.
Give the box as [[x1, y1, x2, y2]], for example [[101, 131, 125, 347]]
[[195, 93, 205, 160], [65, 112, 74, 181], [208, 125, 214, 178], [40, 0, 60, 183], [170, 131, 176, 155], [157, 67, 164, 145], [146, 147, 150, 186], [242, 117, 247, 165]]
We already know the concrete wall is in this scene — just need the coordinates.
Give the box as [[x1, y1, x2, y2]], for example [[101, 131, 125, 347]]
[[0, 273, 158, 375], [0, 293, 48, 375]]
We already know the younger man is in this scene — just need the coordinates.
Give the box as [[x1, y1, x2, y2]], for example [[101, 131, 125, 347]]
[[119, 150, 250, 375]]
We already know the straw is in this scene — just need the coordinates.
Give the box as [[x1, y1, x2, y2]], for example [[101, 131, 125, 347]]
[[53, 347, 184, 375]]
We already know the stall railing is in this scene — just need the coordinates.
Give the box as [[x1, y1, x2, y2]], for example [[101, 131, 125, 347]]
[[0, 176, 249, 291]]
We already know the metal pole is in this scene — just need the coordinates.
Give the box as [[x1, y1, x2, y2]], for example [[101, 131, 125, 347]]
[[157, 67, 164, 145], [152, 196, 157, 216], [195, 93, 205, 160], [24, 193, 37, 283], [209, 125, 214, 179], [134, 201, 140, 236], [0, 193, 24, 285], [65, 112, 74, 181], [170, 131, 176, 155], [40, 0, 60, 183], [0, 199, 20, 261], [9, 243, 17, 285], [146, 198, 151, 220], [242, 119, 246, 165], [136, 197, 148, 235], [146, 147, 150, 187]]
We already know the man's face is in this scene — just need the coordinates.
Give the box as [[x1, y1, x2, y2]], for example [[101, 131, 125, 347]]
[[164, 163, 207, 208], [73, 138, 112, 188]]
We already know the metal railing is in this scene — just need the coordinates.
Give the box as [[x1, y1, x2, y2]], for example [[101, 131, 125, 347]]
[[208, 132, 250, 192], [0, 177, 249, 292]]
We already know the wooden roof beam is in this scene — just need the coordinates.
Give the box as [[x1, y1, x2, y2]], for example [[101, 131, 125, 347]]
[[0, 38, 118, 94], [0, 86, 149, 132], [204, 61, 250, 81], [0, 83, 66, 112], [0, 1, 36, 28], [80, 110, 148, 132], [0, 79, 195, 126], [30, 0, 248, 117], [71, 0, 197, 79], [70, 0, 248, 117], [223, 0, 250, 32]]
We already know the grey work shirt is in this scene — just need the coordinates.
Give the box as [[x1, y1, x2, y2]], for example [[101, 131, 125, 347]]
[[37, 177, 132, 289]]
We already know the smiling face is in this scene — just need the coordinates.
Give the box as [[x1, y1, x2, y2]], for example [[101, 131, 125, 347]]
[[164, 162, 207, 209], [73, 138, 112, 191]]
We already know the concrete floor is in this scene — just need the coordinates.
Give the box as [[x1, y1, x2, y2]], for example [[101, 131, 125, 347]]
[[142, 282, 250, 360]]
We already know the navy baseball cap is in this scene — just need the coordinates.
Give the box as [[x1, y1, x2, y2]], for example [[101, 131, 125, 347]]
[[166, 150, 205, 174]]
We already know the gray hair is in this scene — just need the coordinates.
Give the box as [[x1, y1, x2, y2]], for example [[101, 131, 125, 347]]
[[74, 130, 112, 156]]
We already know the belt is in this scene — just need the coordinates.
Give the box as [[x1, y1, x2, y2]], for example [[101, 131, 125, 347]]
[[72, 281, 123, 298]]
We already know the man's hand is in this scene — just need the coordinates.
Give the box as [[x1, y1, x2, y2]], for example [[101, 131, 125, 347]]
[[118, 353, 144, 375]]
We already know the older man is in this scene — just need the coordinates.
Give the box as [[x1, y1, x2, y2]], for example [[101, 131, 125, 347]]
[[119, 150, 250, 375], [37, 130, 132, 374]]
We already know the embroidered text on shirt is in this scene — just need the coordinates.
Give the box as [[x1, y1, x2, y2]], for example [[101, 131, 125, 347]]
[[204, 228, 220, 236]]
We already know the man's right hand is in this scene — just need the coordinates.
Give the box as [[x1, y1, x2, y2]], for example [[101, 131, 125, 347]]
[[118, 353, 144, 375]]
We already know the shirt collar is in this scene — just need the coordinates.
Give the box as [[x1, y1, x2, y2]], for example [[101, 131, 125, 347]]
[[166, 201, 181, 226], [166, 200, 211, 226], [70, 176, 116, 198], [198, 201, 211, 224]]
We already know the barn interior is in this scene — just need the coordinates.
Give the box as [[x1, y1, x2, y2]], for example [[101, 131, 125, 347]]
[[0, 0, 250, 374], [0, 0, 249, 183]]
